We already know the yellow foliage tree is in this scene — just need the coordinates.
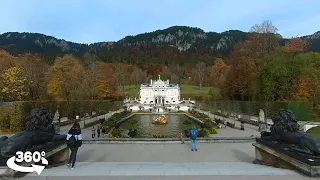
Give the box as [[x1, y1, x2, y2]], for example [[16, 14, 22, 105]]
[[0, 67, 28, 101]]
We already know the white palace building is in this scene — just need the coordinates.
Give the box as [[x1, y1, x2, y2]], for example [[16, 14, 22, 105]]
[[126, 75, 191, 112], [140, 75, 180, 106]]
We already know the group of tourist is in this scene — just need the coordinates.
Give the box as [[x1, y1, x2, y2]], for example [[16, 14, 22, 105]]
[[91, 126, 105, 138], [65, 124, 199, 169], [180, 126, 199, 151]]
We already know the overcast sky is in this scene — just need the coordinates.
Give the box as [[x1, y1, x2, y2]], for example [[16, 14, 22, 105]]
[[0, 0, 319, 44]]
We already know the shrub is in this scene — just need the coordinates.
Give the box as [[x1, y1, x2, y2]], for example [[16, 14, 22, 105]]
[[183, 120, 192, 125], [206, 127, 217, 134], [128, 119, 138, 125], [198, 129, 210, 137], [108, 128, 123, 138]]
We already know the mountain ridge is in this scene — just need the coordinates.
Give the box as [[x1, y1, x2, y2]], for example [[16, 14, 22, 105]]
[[0, 26, 319, 63]]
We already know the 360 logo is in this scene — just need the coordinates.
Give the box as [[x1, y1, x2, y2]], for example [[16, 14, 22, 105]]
[[6, 151, 48, 175]]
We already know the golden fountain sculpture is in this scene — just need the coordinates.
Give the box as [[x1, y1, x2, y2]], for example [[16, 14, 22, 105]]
[[152, 114, 167, 124]]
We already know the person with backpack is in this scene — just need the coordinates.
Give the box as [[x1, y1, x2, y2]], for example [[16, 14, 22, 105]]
[[66, 122, 82, 169], [188, 126, 198, 151]]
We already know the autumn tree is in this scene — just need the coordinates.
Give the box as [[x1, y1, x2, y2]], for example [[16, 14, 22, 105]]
[[192, 62, 206, 89], [225, 40, 259, 100], [225, 20, 281, 100], [95, 62, 118, 99], [161, 66, 171, 80], [82, 61, 98, 99], [130, 65, 147, 87], [291, 74, 311, 102], [15, 53, 49, 100], [0, 67, 28, 101], [113, 62, 130, 90], [283, 37, 308, 53], [170, 73, 178, 82], [257, 52, 306, 101], [47, 55, 86, 100], [0, 49, 16, 73], [81, 52, 99, 69], [294, 53, 320, 117], [249, 20, 281, 56], [208, 58, 229, 87], [168, 64, 184, 84]]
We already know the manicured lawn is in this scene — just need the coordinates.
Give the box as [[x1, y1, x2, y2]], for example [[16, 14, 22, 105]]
[[120, 84, 219, 99], [307, 126, 320, 139], [120, 85, 140, 98]]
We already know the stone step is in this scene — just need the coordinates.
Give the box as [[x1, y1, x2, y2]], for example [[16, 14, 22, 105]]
[[24, 162, 299, 177]]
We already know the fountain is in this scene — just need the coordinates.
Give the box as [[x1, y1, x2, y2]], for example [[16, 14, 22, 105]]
[[152, 114, 167, 124]]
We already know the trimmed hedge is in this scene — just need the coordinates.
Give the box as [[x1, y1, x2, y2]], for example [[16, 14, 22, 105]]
[[205, 100, 311, 121], [8, 100, 122, 132], [0, 111, 11, 131]]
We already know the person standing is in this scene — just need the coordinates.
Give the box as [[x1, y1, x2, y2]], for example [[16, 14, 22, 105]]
[[66, 122, 82, 169], [92, 126, 96, 138], [101, 127, 105, 138], [188, 126, 198, 151], [97, 126, 101, 138], [224, 120, 227, 128]]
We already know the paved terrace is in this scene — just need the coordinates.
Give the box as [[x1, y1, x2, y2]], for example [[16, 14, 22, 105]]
[[17, 143, 311, 180]]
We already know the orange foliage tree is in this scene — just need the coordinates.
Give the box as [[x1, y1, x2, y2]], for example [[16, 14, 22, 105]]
[[95, 62, 118, 100], [208, 58, 229, 87], [291, 74, 311, 102], [283, 37, 308, 53]]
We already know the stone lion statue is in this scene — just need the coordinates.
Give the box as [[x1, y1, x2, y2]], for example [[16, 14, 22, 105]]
[[261, 110, 320, 156], [0, 108, 66, 165]]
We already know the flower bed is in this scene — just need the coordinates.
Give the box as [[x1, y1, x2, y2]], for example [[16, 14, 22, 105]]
[[187, 110, 218, 137], [102, 111, 133, 138]]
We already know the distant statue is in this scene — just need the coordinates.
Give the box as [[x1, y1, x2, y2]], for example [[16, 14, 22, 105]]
[[259, 109, 265, 122], [260, 110, 320, 156], [53, 109, 60, 123]]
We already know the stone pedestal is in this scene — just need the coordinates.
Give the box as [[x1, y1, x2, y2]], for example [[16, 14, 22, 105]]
[[46, 144, 69, 165], [253, 142, 320, 177], [0, 143, 69, 177]]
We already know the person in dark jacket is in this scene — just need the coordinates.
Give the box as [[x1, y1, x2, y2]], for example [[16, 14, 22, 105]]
[[97, 126, 101, 138], [66, 122, 82, 169]]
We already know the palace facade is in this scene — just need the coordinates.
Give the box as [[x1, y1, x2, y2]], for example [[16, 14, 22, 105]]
[[140, 75, 180, 106]]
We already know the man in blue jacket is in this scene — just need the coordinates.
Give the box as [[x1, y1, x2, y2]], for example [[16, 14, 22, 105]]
[[189, 126, 198, 151]]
